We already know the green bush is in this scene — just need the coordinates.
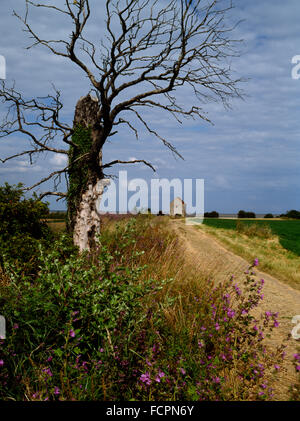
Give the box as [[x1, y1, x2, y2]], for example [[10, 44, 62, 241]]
[[238, 210, 256, 218], [285, 210, 300, 219], [0, 182, 53, 273]]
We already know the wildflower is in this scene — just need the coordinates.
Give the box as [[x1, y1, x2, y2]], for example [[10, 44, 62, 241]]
[[155, 370, 165, 383], [213, 377, 220, 384], [140, 372, 152, 386], [69, 329, 75, 338], [54, 387, 60, 395], [198, 340, 204, 348], [274, 320, 279, 328], [296, 365, 300, 372], [253, 325, 258, 331], [180, 368, 186, 375], [0, 360, 4, 366], [215, 323, 220, 331], [42, 368, 53, 377], [12, 324, 19, 329], [47, 356, 53, 362], [253, 258, 259, 267], [99, 348, 104, 353], [241, 310, 248, 315], [261, 279, 265, 285], [274, 365, 280, 371], [227, 309, 235, 319]]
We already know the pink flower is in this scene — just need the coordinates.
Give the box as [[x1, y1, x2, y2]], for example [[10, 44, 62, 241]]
[[0, 360, 4, 366], [69, 329, 75, 338], [253, 258, 259, 267], [180, 368, 186, 375], [274, 365, 280, 371], [140, 372, 151, 386], [54, 387, 60, 395]]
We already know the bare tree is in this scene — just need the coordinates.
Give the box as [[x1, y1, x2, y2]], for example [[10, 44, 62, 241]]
[[0, 0, 243, 251]]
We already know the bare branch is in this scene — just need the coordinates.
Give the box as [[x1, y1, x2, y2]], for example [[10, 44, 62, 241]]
[[102, 159, 156, 172]]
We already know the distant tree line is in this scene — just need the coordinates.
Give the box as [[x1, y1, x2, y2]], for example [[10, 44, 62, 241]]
[[204, 211, 219, 218], [279, 210, 300, 219], [238, 210, 256, 218]]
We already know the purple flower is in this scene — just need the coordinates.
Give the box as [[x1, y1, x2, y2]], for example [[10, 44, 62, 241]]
[[69, 329, 75, 338], [274, 320, 279, 327], [180, 368, 186, 375], [99, 348, 104, 353], [47, 356, 53, 362], [215, 323, 220, 331], [13, 324, 19, 329], [227, 309, 235, 319], [261, 279, 265, 285], [253, 258, 259, 267], [274, 365, 280, 371], [140, 372, 152, 386], [0, 359, 4, 366], [296, 365, 300, 372]]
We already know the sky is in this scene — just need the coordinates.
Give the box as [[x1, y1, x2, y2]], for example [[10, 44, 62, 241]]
[[0, 0, 300, 213]]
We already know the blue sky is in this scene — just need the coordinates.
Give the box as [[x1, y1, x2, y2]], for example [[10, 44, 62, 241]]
[[0, 0, 300, 213]]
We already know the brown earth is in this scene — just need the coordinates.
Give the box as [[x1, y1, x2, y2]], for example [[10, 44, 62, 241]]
[[171, 220, 300, 401]]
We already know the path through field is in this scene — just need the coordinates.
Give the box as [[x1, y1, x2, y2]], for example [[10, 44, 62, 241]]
[[171, 221, 300, 400]]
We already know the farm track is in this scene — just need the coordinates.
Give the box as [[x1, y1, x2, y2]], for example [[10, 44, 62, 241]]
[[171, 220, 300, 401]]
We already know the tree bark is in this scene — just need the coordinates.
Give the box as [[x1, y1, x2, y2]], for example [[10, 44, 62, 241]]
[[69, 94, 108, 252], [73, 178, 110, 252]]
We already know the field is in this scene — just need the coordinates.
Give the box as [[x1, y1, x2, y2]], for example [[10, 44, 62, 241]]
[[200, 219, 300, 290], [203, 219, 300, 256]]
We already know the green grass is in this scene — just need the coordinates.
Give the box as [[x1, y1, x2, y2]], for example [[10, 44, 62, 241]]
[[203, 219, 300, 256]]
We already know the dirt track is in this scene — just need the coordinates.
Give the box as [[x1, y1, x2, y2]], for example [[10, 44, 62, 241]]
[[171, 221, 300, 400]]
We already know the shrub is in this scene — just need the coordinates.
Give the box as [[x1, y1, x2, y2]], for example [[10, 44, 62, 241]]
[[264, 214, 274, 219], [204, 211, 219, 218], [238, 210, 256, 219], [285, 210, 300, 219]]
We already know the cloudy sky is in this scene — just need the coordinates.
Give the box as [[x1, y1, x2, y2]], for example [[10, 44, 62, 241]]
[[0, 0, 300, 213]]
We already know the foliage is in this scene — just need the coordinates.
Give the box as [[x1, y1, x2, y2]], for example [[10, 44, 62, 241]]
[[285, 210, 300, 220], [0, 216, 288, 400], [264, 214, 274, 219], [238, 210, 256, 218], [67, 125, 93, 231], [0, 183, 52, 274], [204, 211, 219, 218]]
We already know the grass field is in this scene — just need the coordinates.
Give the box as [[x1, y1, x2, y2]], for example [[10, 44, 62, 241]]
[[203, 219, 300, 256], [199, 219, 300, 290]]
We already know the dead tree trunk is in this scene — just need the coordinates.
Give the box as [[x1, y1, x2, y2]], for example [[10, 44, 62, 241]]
[[68, 94, 109, 252]]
